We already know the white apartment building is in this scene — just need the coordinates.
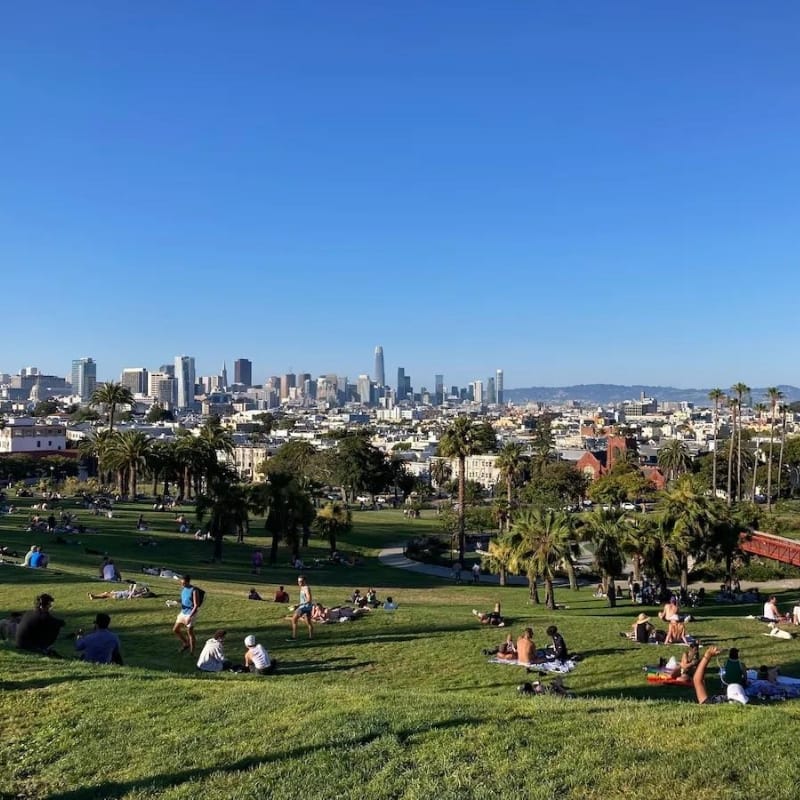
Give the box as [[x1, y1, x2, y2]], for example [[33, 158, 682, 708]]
[[0, 417, 67, 453], [440, 454, 501, 489]]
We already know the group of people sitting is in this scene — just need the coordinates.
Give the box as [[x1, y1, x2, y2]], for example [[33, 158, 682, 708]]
[[350, 588, 381, 608], [487, 624, 569, 665], [247, 585, 290, 602], [22, 545, 50, 569]]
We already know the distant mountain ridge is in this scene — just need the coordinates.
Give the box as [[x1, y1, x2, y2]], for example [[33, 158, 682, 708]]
[[505, 384, 800, 406]]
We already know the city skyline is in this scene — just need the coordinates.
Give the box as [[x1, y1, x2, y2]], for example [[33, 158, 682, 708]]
[[3, 5, 800, 387]]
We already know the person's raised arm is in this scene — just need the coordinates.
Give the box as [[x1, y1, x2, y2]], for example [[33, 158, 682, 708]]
[[693, 646, 720, 704]]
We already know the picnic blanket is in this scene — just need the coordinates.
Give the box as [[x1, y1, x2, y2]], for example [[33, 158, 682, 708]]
[[644, 667, 691, 685], [488, 657, 577, 674], [744, 672, 800, 701]]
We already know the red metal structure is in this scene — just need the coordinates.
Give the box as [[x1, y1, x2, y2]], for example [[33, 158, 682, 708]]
[[739, 530, 800, 568]]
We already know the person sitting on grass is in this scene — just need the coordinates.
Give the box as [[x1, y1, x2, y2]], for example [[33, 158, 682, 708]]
[[472, 602, 504, 627], [693, 645, 749, 705], [496, 633, 517, 661], [664, 615, 690, 645], [673, 642, 701, 679], [724, 648, 748, 687], [517, 628, 544, 666], [15, 593, 65, 656], [0, 612, 22, 641], [762, 595, 782, 622], [365, 588, 379, 607], [244, 634, 276, 674], [75, 612, 123, 665], [626, 612, 656, 643], [274, 586, 290, 603], [383, 596, 397, 611], [247, 588, 263, 601], [546, 625, 569, 663], [196, 629, 232, 673]]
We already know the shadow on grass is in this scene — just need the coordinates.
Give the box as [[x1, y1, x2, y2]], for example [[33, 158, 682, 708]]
[[277, 657, 374, 674], [44, 715, 486, 800]]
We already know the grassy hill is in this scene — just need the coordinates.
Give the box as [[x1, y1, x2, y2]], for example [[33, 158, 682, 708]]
[[2, 499, 800, 799]]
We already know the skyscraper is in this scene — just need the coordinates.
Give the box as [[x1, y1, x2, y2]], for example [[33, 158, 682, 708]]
[[374, 346, 385, 386], [487, 377, 496, 404], [121, 368, 148, 395], [221, 362, 228, 390], [280, 373, 296, 400], [234, 358, 252, 388], [357, 374, 374, 406], [496, 369, 504, 405], [71, 357, 97, 403], [434, 374, 444, 406], [174, 355, 196, 409], [396, 367, 406, 401]]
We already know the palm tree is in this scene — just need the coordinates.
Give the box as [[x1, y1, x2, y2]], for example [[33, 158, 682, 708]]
[[777, 403, 790, 503], [657, 439, 691, 483], [708, 388, 725, 499], [439, 417, 496, 563], [109, 430, 151, 499], [90, 382, 134, 432], [658, 474, 719, 590], [726, 395, 738, 506], [196, 469, 251, 562], [580, 508, 626, 595], [766, 387, 784, 509], [78, 429, 116, 484], [495, 442, 525, 531], [314, 501, 351, 554], [198, 417, 235, 459], [251, 471, 315, 563], [509, 508, 573, 609], [485, 535, 515, 586], [731, 383, 750, 502], [429, 458, 453, 494]]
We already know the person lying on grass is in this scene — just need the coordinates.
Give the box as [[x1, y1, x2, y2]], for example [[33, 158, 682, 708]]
[[693, 645, 749, 705], [472, 602, 504, 627], [310, 603, 364, 623], [88, 583, 153, 600]]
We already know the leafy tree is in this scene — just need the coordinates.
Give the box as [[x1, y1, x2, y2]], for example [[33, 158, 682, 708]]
[[485, 534, 515, 586], [31, 399, 60, 417], [587, 461, 653, 507], [196, 469, 251, 561], [439, 417, 496, 563], [578, 508, 626, 593], [731, 383, 750, 502], [522, 461, 588, 511], [429, 458, 453, 493], [495, 442, 526, 531], [145, 404, 174, 423], [90, 382, 134, 432], [253, 412, 275, 435], [108, 430, 152, 498], [328, 433, 391, 502]]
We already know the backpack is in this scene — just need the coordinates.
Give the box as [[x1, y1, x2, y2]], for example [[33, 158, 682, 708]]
[[194, 587, 206, 607]]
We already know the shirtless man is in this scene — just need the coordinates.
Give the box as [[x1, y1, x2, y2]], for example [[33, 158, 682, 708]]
[[516, 628, 539, 665], [289, 575, 314, 640]]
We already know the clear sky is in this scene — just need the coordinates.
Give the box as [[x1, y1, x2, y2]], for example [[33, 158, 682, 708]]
[[2, 2, 799, 390]]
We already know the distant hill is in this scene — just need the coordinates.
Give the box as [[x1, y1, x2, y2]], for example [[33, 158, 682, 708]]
[[505, 384, 800, 406]]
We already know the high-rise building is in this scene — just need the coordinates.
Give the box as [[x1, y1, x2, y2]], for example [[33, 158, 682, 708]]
[[148, 372, 176, 406], [71, 357, 97, 403], [471, 380, 484, 404], [174, 355, 196, 409], [234, 358, 252, 388], [374, 346, 385, 386], [496, 369, 504, 405], [159, 364, 176, 378], [486, 377, 496, 404], [121, 368, 148, 395], [357, 374, 374, 406], [280, 373, 296, 400], [221, 362, 228, 390], [396, 367, 405, 401], [434, 374, 444, 406]]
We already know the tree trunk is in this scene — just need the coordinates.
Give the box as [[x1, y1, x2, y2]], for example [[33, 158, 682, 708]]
[[329, 531, 337, 555], [269, 529, 280, 564], [777, 415, 787, 502], [458, 456, 466, 563], [680, 555, 689, 592], [563, 558, 578, 591], [131, 466, 137, 500], [529, 572, 540, 604], [506, 479, 513, 532], [544, 577, 555, 610], [499, 567, 506, 587], [711, 404, 718, 497], [212, 531, 223, 562], [737, 406, 743, 503], [302, 523, 310, 548], [726, 414, 735, 506], [767, 408, 776, 510]]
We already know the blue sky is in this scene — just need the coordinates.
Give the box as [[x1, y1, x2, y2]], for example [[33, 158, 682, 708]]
[[2, 2, 799, 390]]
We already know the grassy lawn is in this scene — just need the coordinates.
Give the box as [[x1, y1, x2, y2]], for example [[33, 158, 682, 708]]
[[2, 499, 800, 799]]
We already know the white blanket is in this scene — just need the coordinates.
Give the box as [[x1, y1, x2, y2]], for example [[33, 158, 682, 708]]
[[488, 657, 577, 674]]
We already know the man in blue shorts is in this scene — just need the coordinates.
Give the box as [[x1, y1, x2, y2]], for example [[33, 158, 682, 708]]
[[290, 575, 314, 640]]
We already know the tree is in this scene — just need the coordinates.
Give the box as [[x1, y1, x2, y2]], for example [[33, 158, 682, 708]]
[[777, 404, 790, 501], [145, 403, 174, 423], [314, 501, 352, 554], [731, 383, 750, 502], [726, 395, 737, 506], [196, 469, 251, 562], [495, 442, 525, 531], [439, 417, 496, 563], [587, 461, 653, 507], [429, 458, 453, 493], [108, 430, 151, 498], [508, 508, 574, 609], [485, 535, 515, 586], [766, 387, 784, 509], [657, 439, 691, 483], [579, 508, 626, 593], [522, 461, 588, 511], [31, 399, 60, 417], [708, 389, 725, 497], [657, 475, 719, 590], [90, 382, 134, 432]]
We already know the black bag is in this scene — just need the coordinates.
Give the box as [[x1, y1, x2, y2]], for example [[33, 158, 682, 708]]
[[194, 587, 206, 607]]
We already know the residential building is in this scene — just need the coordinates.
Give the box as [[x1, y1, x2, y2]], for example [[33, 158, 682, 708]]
[[0, 417, 67, 453]]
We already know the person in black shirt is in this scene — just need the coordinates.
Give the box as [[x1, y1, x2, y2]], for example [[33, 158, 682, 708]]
[[15, 593, 65, 655], [546, 625, 569, 662]]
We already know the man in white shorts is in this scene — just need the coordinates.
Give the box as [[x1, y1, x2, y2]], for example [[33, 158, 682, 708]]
[[173, 574, 200, 654]]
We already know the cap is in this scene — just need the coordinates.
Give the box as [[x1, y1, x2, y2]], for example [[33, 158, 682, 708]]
[[726, 683, 749, 705], [245, 635, 256, 647]]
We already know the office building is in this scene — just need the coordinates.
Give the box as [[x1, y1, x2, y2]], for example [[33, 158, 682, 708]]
[[148, 372, 176, 406], [71, 357, 97, 403], [280, 373, 296, 400], [374, 346, 385, 386], [434, 374, 444, 406], [221, 362, 228, 390], [174, 355, 196, 409], [357, 374, 374, 406], [121, 368, 148, 395], [487, 377, 496, 404], [496, 369, 504, 405], [234, 358, 252, 388], [471, 380, 484, 404]]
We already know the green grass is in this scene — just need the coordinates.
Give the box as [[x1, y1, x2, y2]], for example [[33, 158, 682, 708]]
[[2, 499, 800, 799]]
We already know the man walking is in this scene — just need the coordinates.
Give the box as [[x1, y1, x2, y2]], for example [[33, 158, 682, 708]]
[[173, 574, 200, 655]]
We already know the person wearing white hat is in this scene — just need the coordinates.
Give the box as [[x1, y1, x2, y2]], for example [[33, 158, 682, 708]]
[[244, 634, 276, 675]]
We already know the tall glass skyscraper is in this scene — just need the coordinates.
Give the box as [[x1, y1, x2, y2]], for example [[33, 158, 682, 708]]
[[71, 357, 97, 403], [496, 369, 504, 405], [374, 346, 385, 386], [174, 355, 196, 409]]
